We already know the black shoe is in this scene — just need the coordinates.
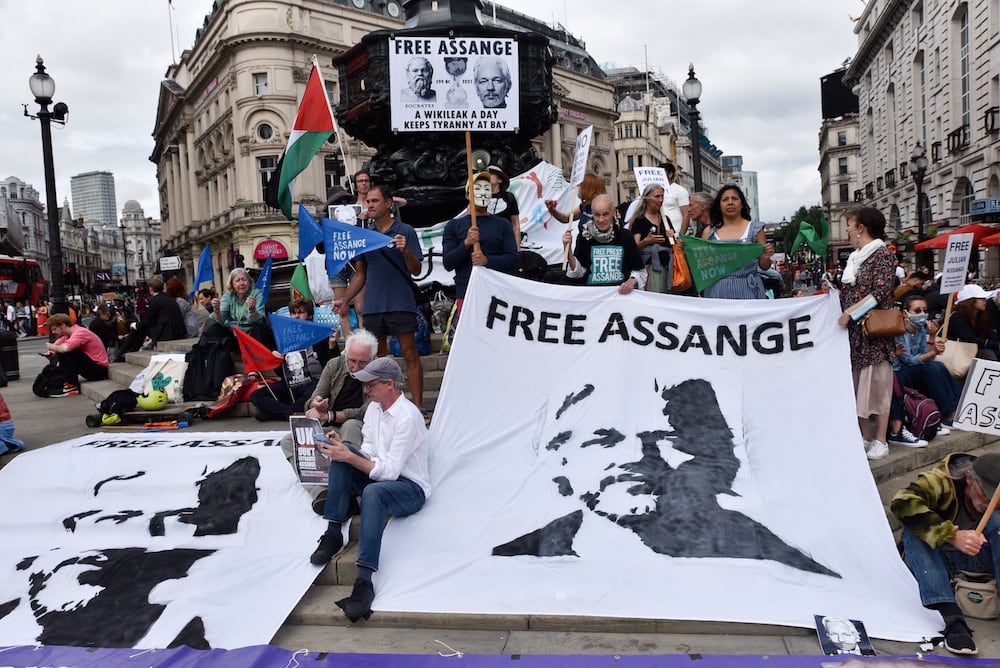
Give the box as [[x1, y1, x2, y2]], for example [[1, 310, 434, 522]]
[[943, 617, 977, 655], [311, 490, 328, 515], [336, 578, 374, 622], [309, 530, 344, 565]]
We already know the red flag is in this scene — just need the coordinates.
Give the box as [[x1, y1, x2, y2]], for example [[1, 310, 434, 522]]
[[232, 328, 282, 375]]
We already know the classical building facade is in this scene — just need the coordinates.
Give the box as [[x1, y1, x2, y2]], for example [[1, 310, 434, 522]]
[[151, 0, 618, 289], [0, 177, 46, 274], [817, 116, 862, 263], [843, 0, 1000, 271], [120, 200, 163, 287]]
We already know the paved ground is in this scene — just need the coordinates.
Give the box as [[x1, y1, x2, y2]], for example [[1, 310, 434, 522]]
[[3, 340, 999, 659]]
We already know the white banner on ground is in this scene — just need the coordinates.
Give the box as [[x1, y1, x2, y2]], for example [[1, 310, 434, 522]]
[[389, 36, 519, 132], [0, 431, 324, 649], [940, 232, 975, 294], [375, 269, 941, 642], [954, 358, 1000, 434]]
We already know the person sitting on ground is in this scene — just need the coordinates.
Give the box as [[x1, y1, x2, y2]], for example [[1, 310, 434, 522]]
[[309, 357, 431, 623], [88, 305, 119, 355], [890, 295, 961, 445], [890, 452, 1000, 656], [206, 268, 270, 344], [165, 277, 199, 338], [113, 277, 186, 361], [947, 284, 1000, 361], [192, 287, 214, 335], [894, 270, 929, 304], [43, 313, 109, 397], [249, 299, 338, 422], [562, 193, 645, 294]]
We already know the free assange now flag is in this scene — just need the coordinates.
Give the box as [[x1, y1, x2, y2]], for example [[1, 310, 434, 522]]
[[372, 268, 941, 642], [265, 58, 336, 220], [270, 313, 337, 355], [321, 217, 392, 278], [681, 235, 764, 293]]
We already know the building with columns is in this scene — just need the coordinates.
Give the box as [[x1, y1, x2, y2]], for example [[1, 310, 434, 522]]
[[0, 177, 46, 276], [843, 0, 1000, 272], [151, 0, 618, 290]]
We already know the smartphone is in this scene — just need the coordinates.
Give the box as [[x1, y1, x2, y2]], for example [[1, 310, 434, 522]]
[[313, 433, 331, 445]]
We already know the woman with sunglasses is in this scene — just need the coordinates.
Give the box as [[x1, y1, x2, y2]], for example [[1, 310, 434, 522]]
[[889, 294, 962, 443]]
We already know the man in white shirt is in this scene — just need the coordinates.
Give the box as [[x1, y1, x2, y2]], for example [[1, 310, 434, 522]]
[[308, 357, 430, 622]]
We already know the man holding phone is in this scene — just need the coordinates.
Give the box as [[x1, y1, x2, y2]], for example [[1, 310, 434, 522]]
[[308, 357, 430, 623]]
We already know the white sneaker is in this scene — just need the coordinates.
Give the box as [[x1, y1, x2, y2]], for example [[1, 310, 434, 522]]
[[866, 439, 889, 460], [937, 425, 951, 436], [887, 427, 928, 448]]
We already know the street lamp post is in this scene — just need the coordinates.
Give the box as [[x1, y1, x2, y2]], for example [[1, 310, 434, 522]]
[[25, 56, 69, 314], [909, 142, 930, 269], [682, 64, 704, 193]]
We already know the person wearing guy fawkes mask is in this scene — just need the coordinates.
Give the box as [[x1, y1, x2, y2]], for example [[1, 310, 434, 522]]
[[562, 194, 646, 294], [442, 171, 519, 314]]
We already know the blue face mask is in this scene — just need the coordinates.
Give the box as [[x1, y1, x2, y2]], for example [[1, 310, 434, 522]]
[[908, 313, 928, 327]]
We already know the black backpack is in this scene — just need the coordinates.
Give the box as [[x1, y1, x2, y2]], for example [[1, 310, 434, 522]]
[[182, 336, 236, 401], [98, 389, 139, 417], [32, 364, 69, 398]]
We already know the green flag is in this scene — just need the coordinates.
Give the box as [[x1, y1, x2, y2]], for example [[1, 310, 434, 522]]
[[289, 262, 314, 302], [788, 217, 829, 258], [681, 235, 765, 293]]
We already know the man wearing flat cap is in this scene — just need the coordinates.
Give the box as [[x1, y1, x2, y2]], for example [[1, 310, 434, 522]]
[[891, 451, 1000, 656], [308, 357, 430, 623]]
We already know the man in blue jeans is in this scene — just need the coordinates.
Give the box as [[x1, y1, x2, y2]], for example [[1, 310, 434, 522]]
[[308, 357, 430, 622], [891, 452, 1000, 656]]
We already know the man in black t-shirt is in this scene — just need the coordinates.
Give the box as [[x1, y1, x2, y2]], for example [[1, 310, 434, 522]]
[[486, 165, 521, 248], [562, 194, 646, 294]]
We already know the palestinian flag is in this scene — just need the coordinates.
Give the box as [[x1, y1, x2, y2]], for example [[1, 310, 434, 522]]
[[265, 56, 336, 220]]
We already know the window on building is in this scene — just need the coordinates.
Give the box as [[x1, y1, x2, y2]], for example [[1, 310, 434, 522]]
[[914, 52, 927, 145], [627, 155, 634, 171], [324, 79, 337, 105], [837, 131, 847, 146], [838, 157, 849, 175], [960, 180, 975, 225], [839, 183, 850, 202], [253, 73, 269, 96], [258, 155, 277, 201], [638, 155, 644, 167], [257, 124, 273, 140], [325, 155, 344, 191], [625, 125, 634, 138]]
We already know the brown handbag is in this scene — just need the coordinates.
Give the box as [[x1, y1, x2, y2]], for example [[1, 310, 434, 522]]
[[862, 308, 905, 338]]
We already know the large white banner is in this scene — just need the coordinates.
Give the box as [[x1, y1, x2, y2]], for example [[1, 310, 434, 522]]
[[389, 35, 519, 132], [0, 431, 325, 649], [376, 269, 941, 642]]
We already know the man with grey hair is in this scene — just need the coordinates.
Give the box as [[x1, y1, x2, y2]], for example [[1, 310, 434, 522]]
[[688, 191, 713, 238], [309, 356, 430, 623], [401, 57, 437, 102], [563, 194, 646, 294], [473, 56, 511, 108], [305, 328, 379, 440]]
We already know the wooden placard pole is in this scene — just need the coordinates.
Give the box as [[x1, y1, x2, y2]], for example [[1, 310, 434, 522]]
[[464, 131, 481, 254], [939, 294, 956, 340], [975, 482, 1000, 535], [561, 212, 575, 270]]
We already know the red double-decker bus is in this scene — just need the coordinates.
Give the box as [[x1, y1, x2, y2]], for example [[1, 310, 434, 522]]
[[0, 256, 47, 304]]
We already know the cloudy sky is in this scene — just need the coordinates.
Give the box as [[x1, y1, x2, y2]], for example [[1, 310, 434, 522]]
[[1, 1, 860, 223]]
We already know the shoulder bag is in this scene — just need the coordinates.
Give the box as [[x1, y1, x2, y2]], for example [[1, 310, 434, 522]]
[[862, 308, 905, 338], [663, 216, 692, 292], [938, 338, 978, 380]]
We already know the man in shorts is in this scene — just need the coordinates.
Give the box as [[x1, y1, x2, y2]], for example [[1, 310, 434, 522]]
[[333, 184, 425, 413]]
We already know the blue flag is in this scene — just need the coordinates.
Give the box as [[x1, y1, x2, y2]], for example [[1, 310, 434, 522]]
[[321, 217, 393, 278], [190, 244, 213, 299], [270, 313, 339, 355], [255, 254, 274, 309], [298, 206, 324, 260]]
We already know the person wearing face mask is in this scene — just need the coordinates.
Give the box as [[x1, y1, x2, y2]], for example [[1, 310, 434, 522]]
[[888, 295, 962, 445], [442, 171, 519, 314]]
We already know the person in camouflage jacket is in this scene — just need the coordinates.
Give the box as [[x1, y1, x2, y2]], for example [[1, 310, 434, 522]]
[[890, 451, 1000, 656]]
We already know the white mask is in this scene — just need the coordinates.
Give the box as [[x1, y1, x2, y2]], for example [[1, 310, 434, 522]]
[[472, 181, 492, 208]]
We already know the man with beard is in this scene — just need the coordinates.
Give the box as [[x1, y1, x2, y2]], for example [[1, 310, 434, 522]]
[[400, 57, 437, 103], [473, 56, 511, 109]]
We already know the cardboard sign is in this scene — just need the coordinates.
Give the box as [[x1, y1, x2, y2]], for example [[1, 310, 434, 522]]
[[953, 358, 1000, 435], [634, 166, 672, 198], [940, 232, 975, 294], [568, 125, 593, 189]]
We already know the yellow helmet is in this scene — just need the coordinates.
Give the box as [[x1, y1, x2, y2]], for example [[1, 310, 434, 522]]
[[136, 390, 168, 411]]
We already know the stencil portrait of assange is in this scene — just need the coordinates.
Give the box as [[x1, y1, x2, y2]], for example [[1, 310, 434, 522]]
[[492, 379, 839, 578], [0, 457, 260, 648]]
